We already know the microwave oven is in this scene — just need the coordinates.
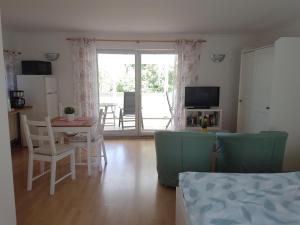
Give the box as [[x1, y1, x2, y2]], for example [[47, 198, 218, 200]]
[[21, 60, 52, 75]]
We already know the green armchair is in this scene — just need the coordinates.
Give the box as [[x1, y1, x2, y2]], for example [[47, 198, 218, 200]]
[[154, 131, 215, 187], [216, 131, 288, 173]]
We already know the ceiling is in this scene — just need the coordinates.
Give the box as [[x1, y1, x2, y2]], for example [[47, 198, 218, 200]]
[[1, 0, 300, 34]]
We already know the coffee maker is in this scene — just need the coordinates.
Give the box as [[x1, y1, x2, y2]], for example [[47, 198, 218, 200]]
[[10, 90, 26, 108]]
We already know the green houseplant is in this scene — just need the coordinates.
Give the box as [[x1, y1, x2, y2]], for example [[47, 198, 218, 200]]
[[64, 106, 75, 121], [201, 115, 208, 132]]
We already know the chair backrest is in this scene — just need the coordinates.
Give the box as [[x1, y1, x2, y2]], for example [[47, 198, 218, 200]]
[[216, 132, 288, 173], [21, 115, 57, 155], [95, 108, 107, 135], [123, 92, 135, 115], [154, 131, 215, 187], [58, 102, 82, 117]]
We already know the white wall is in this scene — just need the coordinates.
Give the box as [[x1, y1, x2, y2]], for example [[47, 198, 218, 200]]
[[270, 37, 300, 171], [0, 12, 17, 225], [2, 30, 255, 131], [256, 19, 300, 46]]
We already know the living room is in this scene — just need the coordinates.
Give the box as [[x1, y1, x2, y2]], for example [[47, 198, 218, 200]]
[[1, 1, 300, 225]]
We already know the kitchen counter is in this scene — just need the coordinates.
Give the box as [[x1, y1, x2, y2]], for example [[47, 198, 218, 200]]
[[8, 106, 33, 115], [8, 105, 33, 146]]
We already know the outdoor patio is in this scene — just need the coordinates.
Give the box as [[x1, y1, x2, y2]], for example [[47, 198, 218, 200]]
[[100, 92, 173, 131]]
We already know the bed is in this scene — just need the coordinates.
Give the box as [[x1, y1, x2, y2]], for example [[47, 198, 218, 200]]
[[176, 172, 300, 225]]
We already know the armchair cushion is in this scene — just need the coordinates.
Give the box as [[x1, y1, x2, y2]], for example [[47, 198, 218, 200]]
[[216, 131, 288, 173], [154, 131, 215, 187]]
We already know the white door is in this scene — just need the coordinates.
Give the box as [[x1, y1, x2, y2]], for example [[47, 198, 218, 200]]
[[252, 47, 273, 111], [250, 47, 274, 132], [237, 51, 255, 132], [237, 47, 274, 133], [46, 93, 58, 118]]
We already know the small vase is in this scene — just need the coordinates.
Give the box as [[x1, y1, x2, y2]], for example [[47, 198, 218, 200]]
[[66, 113, 75, 122]]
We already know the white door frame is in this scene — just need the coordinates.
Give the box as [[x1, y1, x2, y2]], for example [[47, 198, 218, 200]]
[[0, 11, 17, 225], [97, 49, 176, 137], [138, 50, 176, 136]]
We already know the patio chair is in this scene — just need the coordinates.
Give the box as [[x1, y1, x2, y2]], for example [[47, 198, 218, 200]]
[[165, 92, 174, 129], [119, 92, 143, 129]]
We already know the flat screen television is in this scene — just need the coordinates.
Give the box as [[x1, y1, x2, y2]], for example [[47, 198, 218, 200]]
[[185, 86, 220, 108]]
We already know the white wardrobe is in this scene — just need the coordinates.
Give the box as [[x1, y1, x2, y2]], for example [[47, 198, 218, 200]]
[[237, 37, 300, 170]]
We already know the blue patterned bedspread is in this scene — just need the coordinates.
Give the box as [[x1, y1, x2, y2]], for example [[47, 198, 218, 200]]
[[179, 172, 300, 225]]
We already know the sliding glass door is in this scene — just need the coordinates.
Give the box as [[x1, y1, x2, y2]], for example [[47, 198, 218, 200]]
[[141, 53, 176, 132], [97, 51, 176, 136]]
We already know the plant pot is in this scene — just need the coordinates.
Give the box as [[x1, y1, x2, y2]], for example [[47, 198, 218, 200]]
[[66, 113, 75, 122], [201, 127, 208, 133]]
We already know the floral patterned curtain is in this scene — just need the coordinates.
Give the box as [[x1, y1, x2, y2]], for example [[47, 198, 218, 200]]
[[4, 51, 19, 91], [174, 40, 202, 130], [71, 38, 99, 118]]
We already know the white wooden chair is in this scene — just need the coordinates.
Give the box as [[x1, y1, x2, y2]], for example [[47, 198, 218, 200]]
[[21, 115, 76, 195], [67, 109, 107, 171]]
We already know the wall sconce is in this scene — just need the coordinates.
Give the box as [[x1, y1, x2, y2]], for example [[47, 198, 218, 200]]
[[210, 54, 226, 63], [45, 53, 60, 61]]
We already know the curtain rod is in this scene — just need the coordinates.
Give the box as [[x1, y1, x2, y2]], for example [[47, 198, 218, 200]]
[[66, 38, 206, 43], [3, 49, 22, 55]]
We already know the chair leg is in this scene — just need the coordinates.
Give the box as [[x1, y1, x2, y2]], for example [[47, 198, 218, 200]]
[[166, 118, 172, 129], [101, 140, 107, 165], [119, 109, 122, 128], [75, 147, 81, 163], [121, 117, 124, 130], [98, 143, 102, 172], [70, 151, 76, 180], [114, 106, 116, 127], [140, 111, 144, 129], [39, 161, 45, 173], [50, 158, 56, 195], [27, 153, 34, 191]]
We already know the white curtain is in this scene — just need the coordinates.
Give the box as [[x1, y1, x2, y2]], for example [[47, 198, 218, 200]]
[[174, 40, 203, 130], [4, 51, 19, 91], [71, 38, 99, 118]]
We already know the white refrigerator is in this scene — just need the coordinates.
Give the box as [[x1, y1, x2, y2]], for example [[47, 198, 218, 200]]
[[17, 75, 59, 120]]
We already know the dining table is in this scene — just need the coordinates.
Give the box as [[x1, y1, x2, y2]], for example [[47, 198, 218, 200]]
[[38, 116, 97, 176], [100, 102, 117, 126]]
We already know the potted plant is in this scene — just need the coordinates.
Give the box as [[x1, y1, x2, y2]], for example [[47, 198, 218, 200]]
[[64, 106, 75, 121], [201, 115, 208, 132]]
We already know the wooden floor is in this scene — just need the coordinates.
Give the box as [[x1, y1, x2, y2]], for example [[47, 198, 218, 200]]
[[12, 139, 175, 225]]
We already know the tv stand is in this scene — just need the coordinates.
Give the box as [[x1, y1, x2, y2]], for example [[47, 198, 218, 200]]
[[185, 108, 222, 131]]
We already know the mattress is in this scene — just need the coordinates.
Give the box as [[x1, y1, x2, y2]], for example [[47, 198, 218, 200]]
[[179, 172, 300, 225]]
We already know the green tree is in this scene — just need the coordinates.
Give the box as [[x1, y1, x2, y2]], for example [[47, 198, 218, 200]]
[[116, 64, 135, 92], [103, 63, 175, 93], [142, 64, 164, 92]]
